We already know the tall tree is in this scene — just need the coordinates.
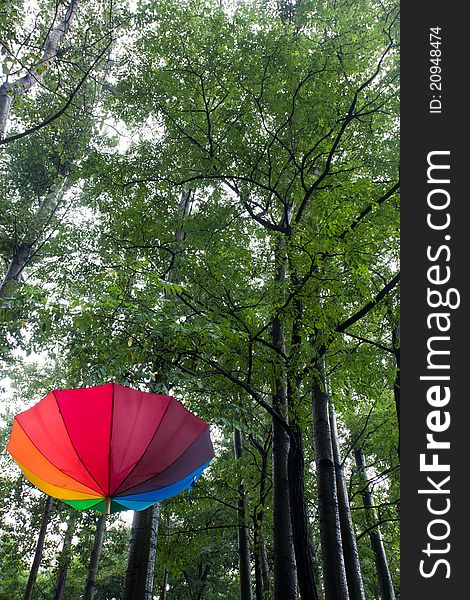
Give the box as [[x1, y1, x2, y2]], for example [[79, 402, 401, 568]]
[[312, 367, 349, 600], [83, 513, 107, 600], [0, 0, 115, 305], [23, 496, 54, 600], [329, 402, 365, 600], [250, 433, 272, 600], [53, 512, 77, 600], [392, 322, 400, 443], [0, 0, 78, 140], [234, 428, 253, 600], [122, 505, 161, 600], [354, 447, 396, 600], [122, 189, 193, 599], [0, 173, 70, 302], [270, 240, 297, 600]]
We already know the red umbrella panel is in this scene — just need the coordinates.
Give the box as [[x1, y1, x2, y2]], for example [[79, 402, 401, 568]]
[[7, 383, 215, 513]]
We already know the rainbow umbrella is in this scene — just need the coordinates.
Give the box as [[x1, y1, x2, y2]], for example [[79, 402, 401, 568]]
[[7, 383, 214, 513]]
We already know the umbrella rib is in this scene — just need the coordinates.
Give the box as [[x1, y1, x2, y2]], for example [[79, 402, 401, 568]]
[[109, 397, 173, 496], [53, 391, 108, 496], [110, 500, 128, 512], [10, 418, 103, 496], [107, 383, 115, 497], [115, 424, 213, 496]]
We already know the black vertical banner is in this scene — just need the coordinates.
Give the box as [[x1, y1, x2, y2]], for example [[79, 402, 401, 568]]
[[402, 3, 467, 598]]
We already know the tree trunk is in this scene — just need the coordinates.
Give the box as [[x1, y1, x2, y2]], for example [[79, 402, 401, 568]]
[[234, 428, 253, 600], [271, 242, 297, 600], [0, 175, 70, 301], [392, 323, 400, 454], [0, 0, 79, 303], [195, 564, 211, 600], [53, 512, 77, 600], [392, 324, 400, 424], [312, 367, 350, 600], [253, 527, 265, 600], [122, 504, 160, 600], [24, 496, 54, 600], [329, 404, 365, 600], [0, 0, 78, 140], [260, 538, 270, 599], [251, 434, 271, 600], [160, 568, 169, 600], [288, 424, 319, 600], [0, 0, 81, 303], [271, 327, 296, 600], [83, 513, 107, 600], [286, 293, 318, 600], [354, 448, 396, 600], [159, 512, 171, 600], [253, 522, 271, 600]]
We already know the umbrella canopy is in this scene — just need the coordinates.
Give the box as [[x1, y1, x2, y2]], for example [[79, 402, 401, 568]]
[[7, 383, 215, 513]]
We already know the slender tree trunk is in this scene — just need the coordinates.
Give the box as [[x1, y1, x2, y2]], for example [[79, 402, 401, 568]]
[[392, 323, 400, 455], [253, 518, 271, 600], [0, 0, 79, 302], [160, 568, 169, 600], [234, 428, 253, 600], [185, 564, 211, 600], [312, 367, 349, 600], [0, 175, 70, 301], [0, 0, 78, 140], [24, 496, 53, 600], [329, 404, 365, 600], [260, 538, 270, 599], [271, 241, 297, 600], [160, 512, 170, 600], [237, 488, 253, 600], [53, 512, 77, 600], [83, 513, 107, 600], [253, 526, 264, 600], [122, 504, 161, 600], [354, 448, 396, 600], [195, 564, 211, 600], [251, 435, 271, 600], [392, 324, 400, 424]]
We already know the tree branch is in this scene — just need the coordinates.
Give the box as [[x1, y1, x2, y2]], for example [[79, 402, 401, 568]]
[[0, 40, 112, 146], [335, 273, 400, 336], [338, 181, 400, 241]]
